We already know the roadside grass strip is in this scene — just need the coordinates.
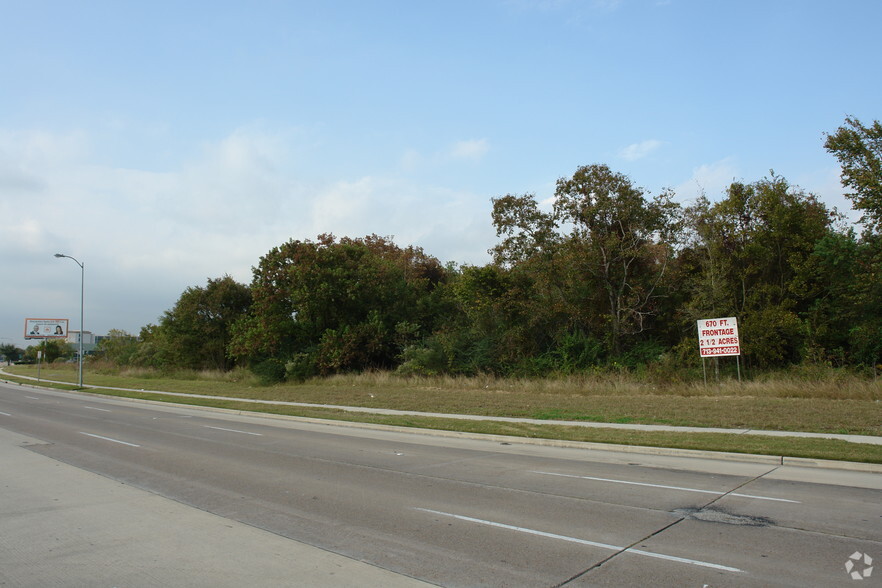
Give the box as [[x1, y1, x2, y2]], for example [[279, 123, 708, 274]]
[[4, 368, 880, 464]]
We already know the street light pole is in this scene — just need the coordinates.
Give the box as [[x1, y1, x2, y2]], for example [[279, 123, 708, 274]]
[[54, 253, 84, 388]]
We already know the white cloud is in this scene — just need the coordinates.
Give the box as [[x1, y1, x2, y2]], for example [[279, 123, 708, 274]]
[[673, 157, 739, 203], [0, 126, 496, 346], [795, 165, 861, 226], [592, 0, 623, 11], [399, 148, 423, 171], [399, 138, 491, 171], [504, 0, 622, 12], [619, 139, 664, 161], [504, 0, 572, 12], [308, 175, 494, 263], [449, 139, 490, 162]]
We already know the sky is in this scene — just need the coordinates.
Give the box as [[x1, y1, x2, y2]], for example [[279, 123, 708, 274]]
[[1, 0, 881, 350]]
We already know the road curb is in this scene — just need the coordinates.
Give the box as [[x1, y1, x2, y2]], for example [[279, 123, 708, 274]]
[[6, 378, 879, 473]]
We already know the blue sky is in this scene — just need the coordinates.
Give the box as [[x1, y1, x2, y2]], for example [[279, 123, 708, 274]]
[[1, 0, 880, 349]]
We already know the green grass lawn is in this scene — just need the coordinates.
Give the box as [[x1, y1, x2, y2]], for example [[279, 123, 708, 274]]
[[4, 364, 881, 464]]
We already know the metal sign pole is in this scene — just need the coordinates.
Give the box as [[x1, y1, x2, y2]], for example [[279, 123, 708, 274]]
[[37, 342, 43, 381]]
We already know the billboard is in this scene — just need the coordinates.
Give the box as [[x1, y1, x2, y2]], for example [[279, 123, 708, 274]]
[[696, 317, 740, 357], [24, 318, 69, 339]]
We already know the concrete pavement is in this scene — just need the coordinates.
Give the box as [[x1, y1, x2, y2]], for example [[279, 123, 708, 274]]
[[0, 427, 432, 587], [0, 387, 878, 587]]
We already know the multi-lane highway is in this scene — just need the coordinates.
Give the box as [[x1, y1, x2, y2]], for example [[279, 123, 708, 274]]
[[1, 380, 879, 586]]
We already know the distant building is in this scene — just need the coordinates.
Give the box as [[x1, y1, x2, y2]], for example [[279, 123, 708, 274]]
[[66, 331, 98, 354], [66, 331, 95, 345]]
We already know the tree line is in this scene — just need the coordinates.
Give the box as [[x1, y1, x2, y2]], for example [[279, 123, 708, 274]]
[[18, 117, 881, 381]]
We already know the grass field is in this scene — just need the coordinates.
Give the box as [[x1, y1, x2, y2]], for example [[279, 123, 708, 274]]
[[3, 363, 881, 463]]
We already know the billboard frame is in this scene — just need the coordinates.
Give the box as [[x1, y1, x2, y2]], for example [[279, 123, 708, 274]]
[[24, 318, 70, 340]]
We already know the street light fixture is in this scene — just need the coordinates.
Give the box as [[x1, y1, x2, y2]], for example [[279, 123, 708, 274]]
[[54, 253, 84, 388]]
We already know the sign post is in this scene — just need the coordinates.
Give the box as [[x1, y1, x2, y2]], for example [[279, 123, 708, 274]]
[[697, 317, 741, 383]]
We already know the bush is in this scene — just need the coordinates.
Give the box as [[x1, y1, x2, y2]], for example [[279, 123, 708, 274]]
[[617, 339, 667, 369], [315, 314, 392, 375], [548, 331, 606, 373], [396, 344, 447, 376], [251, 358, 286, 385], [285, 352, 317, 382]]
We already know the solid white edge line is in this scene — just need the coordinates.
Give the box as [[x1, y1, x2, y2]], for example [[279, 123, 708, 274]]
[[415, 508, 743, 573], [79, 432, 141, 447], [204, 425, 263, 436], [533, 471, 800, 504]]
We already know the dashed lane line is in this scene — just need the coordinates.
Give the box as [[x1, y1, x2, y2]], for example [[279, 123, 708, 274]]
[[79, 432, 141, 447], [204, 425, 263, 436], [533, 471, 800, 503], [415, 508, 743, 573]]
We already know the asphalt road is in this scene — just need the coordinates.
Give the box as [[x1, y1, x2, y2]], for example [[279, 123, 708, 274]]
[[1, 381, 880, 587]]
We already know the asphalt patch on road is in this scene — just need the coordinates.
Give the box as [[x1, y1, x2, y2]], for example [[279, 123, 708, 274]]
[[672, 507, 775, 527]]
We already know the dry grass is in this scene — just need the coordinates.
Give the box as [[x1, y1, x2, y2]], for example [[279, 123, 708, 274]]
[[6, 364, 881, 436], [17, 384, 882, 464]]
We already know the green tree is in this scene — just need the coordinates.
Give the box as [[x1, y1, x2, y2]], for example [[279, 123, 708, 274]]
[[230, 234, 447, 375], [824, 117, 882, 367], [95, 329, 139, 365], [0, 343, 23, 365], [796, 230, 861, 365], [491, 193, 559, 267], [684, 175, 836, 367], [153, 276, 252, 370], [552, 164, 683, 355], [825, 116, 882, 232], [489, 165, 684, 366], [23, 339, 70, 364], [490, 194, 576, 369]]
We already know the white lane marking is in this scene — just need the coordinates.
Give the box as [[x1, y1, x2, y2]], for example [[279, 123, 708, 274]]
[[83, 406, 111, 412], [26, 396, 39, 400], [729, 492, 799, 503], [80, 432, 141, 447], [415, 508, 742, 573], [204, 425, 263, 436], [0, 411, 11, 416], [533, 471, 800, 504]]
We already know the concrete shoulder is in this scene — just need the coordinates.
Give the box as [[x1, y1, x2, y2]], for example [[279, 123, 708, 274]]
[[0, 428, 431, 588]]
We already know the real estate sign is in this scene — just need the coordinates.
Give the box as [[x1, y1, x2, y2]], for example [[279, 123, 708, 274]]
[[24, 318, 69, 339], [696, 317, 740, 357]]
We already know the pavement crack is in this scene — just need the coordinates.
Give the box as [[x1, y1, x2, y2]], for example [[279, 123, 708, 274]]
[[554, 465, 785, 586], [551, 516, 688, 587], [698, 464, 781, 510]]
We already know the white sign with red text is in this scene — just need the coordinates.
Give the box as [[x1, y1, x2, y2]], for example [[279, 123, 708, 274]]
[[697, 317, 740, 357]]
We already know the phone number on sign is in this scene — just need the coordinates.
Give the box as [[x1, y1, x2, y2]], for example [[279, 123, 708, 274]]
[[700, 346, 740, 356]]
